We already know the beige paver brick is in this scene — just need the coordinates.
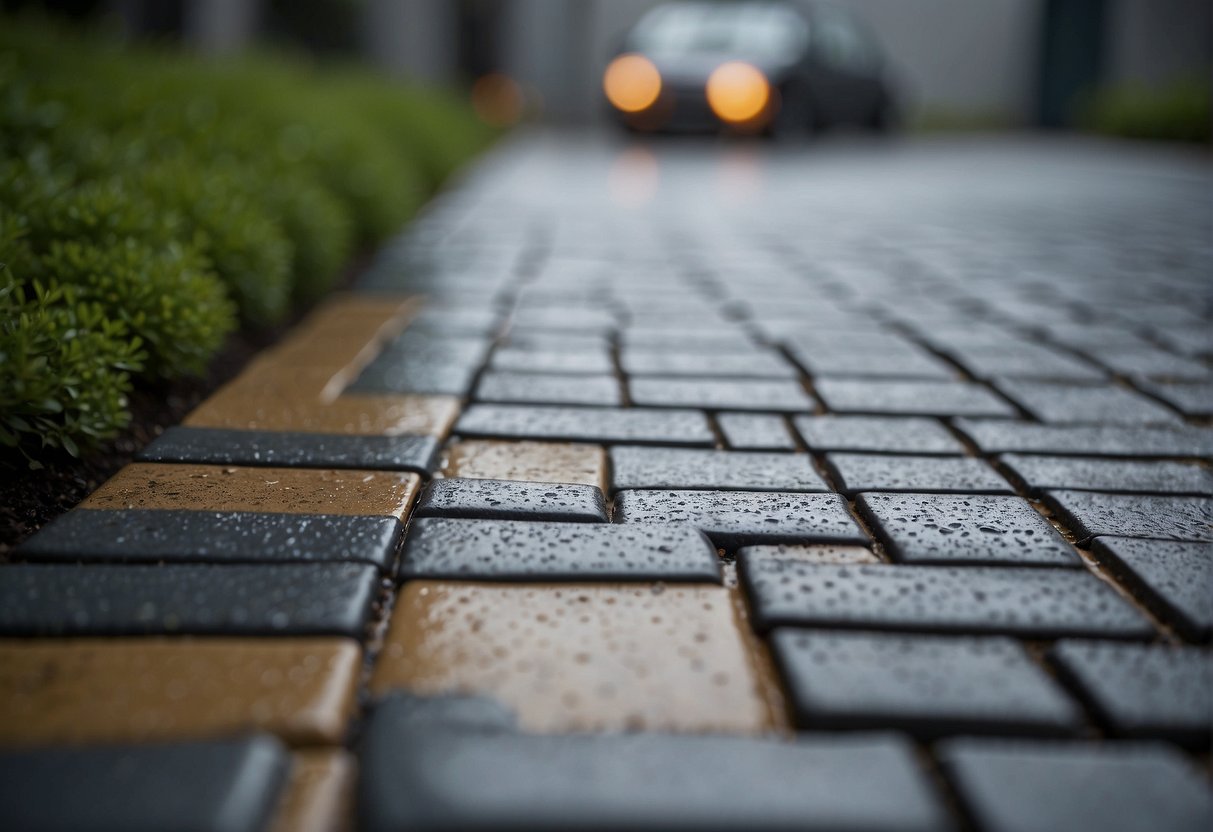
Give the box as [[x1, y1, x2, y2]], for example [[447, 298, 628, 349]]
[[743, 545, 882, 564], [0, 638, 360, 747], [372, 582, 780, 734], [185, 391, 460, 437], [443, 440, 608, 489], [270, 750, 355, 832], [82, 463, 421, 520]]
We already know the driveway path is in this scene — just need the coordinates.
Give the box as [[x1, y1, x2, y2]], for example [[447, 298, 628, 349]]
[[4, 134, 1211, 831]]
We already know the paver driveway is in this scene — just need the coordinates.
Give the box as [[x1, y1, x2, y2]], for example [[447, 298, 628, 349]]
[[4, 134, 1211, 831]]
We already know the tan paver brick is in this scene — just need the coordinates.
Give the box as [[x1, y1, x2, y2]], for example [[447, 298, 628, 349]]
[[0, 638, 360, 747], [270, 750, 355, 832], [443, 440, 608, 489], [373, 582, 780, 734], [82, 463, 421, 520], [743, 545, 882, 564], [185, 391, 460, 437]]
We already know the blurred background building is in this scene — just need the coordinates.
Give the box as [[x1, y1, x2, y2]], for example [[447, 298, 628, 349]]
[[6, 0, 1211, 132]]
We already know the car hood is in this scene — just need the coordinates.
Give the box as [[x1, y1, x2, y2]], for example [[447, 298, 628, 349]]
[[645, 52, 792, 86]]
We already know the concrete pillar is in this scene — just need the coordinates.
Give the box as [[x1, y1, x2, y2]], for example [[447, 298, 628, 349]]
[[182, 0, 260, 54], [363, 0, 457, 84]]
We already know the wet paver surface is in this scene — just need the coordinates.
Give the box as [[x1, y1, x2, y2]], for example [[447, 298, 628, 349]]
[[8, 135, 1212, 829]]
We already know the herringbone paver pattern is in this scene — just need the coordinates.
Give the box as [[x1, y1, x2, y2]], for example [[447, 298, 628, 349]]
[[4, 137, 1211, 830]]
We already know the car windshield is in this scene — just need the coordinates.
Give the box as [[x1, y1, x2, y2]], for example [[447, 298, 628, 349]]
[[631, 2, 808, 62]]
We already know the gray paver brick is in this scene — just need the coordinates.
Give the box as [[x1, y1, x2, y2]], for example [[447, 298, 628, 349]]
[[615, 490, 867, 549], [999, 454, 1213, 496], [953, 419, 1213, 458], [716, 412, 798, 450], [475, 371, 622, 407], [772, 629, 1080, 738], [794, 416, 966, 455], [857, 493, 1080, 566], [994, 380, 1182, 426], [489, 348, 615, 375], [1090, 536, 1213, 639], [629, 377, 815, 412], [400, 517, 721, 582], [740, 560, 1152, 638], [815, 379, 1018, 418], [455, 404, 715, 447], [827, 454, 1012, 495], [939, 739, 1212, 832], [1050, 641, 1211, 745], [1043, 490, 1213, 543], [415, 478, 609, 523], [609, 446, 827, 493], [621, 349, 797, 378]]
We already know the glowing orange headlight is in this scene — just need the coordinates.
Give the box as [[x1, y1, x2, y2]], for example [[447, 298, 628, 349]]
[[706, 61, 771, 124], [603, 53, 663, 113]]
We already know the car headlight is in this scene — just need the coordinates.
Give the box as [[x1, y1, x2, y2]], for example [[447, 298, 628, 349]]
[[603, 53, 663, 113], [706, 61, 771, 124]]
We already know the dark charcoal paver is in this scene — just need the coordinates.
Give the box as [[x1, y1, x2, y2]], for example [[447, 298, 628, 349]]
[[614, 490, 867, 549], [999, 454, 1213, 496], [716, 413, 797, 450], [1090, 536, 1212, 639], [794, 415, 967, 455], [826, 454, 1012, 495], [137, 427, 440, 474], [954, 419, 1213, 458], [16, 509, 402, 570], [400, 518, 721, 582], [489, 347, 614, 375], [359, 693, 952, 832], [1043, 490, 1213, 543], [942, 346, 1106, 381], [771, 629, 1079, 738], [0, 735, 289, 832], [1137, 380, 1213, 418], [349, 335, 489, 396], [629, 377, 815, 412], [455, 405, 715, 447], [0, 562, 380, 638], [993, 381, 1182, 426], [856, 493, 1079, 566], [608, 447, 827, 493], [1050, 641, 1211, 746], [621, 349, 797, 378], [939, 739, 1212, 832], [740, 560, 1152, 638], [414, 478, 608, 523], [475, 372, 622, 407], [814, 379, 1017, 418], [787, 345, 957, 379]]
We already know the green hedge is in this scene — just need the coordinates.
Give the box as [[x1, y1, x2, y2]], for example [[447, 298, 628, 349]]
[[0, 16, 495, 465]]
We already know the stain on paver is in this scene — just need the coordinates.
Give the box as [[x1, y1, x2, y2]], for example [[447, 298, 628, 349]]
[[444, 439, 607, 489], [0, 735, 291, 832], [0, 638, 360, 745], [82, 463, 421, 519], [373, 582, 780, 734]]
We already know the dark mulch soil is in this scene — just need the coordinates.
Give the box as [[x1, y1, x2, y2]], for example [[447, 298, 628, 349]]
[[0, 254, 374, 556]]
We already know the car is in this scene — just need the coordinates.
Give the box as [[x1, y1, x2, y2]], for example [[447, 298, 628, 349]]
[[602, 0, 899, 136]]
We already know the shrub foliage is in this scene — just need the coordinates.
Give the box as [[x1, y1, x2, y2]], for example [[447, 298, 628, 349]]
[[0, 16, 495, 464]]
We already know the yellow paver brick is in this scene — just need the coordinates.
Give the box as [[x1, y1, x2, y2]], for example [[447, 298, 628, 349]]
[[443, 440, 608, 489]]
